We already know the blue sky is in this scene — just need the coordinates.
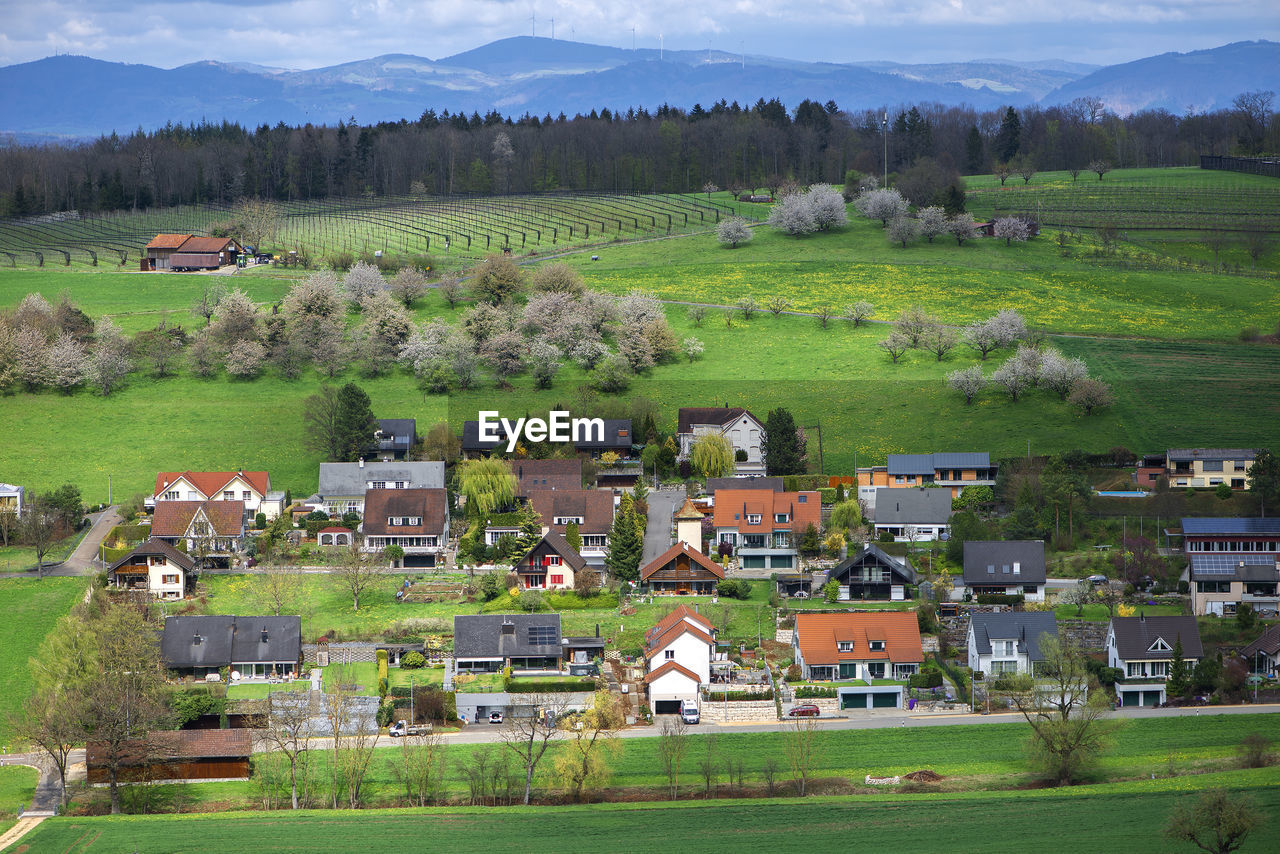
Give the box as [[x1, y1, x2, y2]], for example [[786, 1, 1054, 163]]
[[1, 0, 1275, 69]]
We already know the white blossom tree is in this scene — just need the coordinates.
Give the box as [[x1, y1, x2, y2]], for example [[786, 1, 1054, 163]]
[[991, 355, 1037, 401], [989, 309, 1028, 348], [994, 217, 1031, 246], [14, 326, 51, 389], [343, 260, 385, 303], [807, 184, 848, 231], [947, 215, 980, 245], [225, 340, 267, 378], [766, 194, 817, 236], [86, 318, 133, 396], [1038, 349, 1089, 400], [389, 267, 429, 307], [282, 271, 346, 321], [917, 206, 948, 242], [46, 332, 86, 391], [887, 216, 920, 247], [716, 217, 753, 248], [947, 366, 987, 404], [528, 338, 563, 389], [855, 188, 909, 226], [682, 336, 704, 362]]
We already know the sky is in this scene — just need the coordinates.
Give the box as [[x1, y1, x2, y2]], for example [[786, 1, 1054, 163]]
[[0, 0, 1276, 70]]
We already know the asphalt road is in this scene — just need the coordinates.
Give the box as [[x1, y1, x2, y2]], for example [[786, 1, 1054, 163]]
[[5, 505, 121, 579], [641, 487, 684, 565]]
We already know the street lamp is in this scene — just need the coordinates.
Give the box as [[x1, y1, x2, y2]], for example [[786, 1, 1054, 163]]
[[882, 112, 888, 187]]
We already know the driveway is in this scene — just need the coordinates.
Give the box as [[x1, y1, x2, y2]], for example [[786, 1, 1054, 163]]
[[641, 488, 684, 565], [9, 505, 121, 578]]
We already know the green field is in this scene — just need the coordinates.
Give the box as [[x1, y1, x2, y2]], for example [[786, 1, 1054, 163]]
[[0, 765, 38, 838], [0, 578, 89, 747], [11, 768, 1279, 853]]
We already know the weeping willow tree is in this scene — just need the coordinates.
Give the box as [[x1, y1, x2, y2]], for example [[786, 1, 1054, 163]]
[[456, 457, 517, 517]]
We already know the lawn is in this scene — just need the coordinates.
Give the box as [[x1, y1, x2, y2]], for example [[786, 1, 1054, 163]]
[[12, 762, 1280, 853], [0, 577, 89, 747], [0, 532, 85, 573], [0, 765, 37, 838], [1052, 603, 1185, 622], [224, 681, 310, 700]]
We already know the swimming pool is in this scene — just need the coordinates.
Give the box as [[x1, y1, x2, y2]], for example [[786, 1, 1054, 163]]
[[1096, 490, 1149, 498]]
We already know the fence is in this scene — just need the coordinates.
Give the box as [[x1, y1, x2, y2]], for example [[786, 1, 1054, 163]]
[[1200, 155, 1280, 179]]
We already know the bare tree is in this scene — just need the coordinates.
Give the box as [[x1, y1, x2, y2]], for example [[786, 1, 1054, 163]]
[[1165, 788, 1264, 854], [259, 692, 316, 809], [191, 283, 226, 325], [657, 716, 689, 800], [323, 674, 351, 808], [814, 304, 833, 329], [992, 162, 1011, 186], [1068, 378, 1115, 415], [922, 325, 958, 361], [23, 497, 68, 578], [765, 295, 791, 317], [437, 274, 464, 308], [696, 732, 718, 798], [946, 366, 987, 404], [686, 305, 707, 327], [393, 731, 446, 806], [760, 757, 779, 796], [14, 688, 82, 808], [233, 198, 283, 251], [784, 717, 822, 796], [1016, 159, 1038, 184], [499, 693, 568, 805], [257, 563, 304, 616], [336, 539, 381, 612], [878, 331, 911, 363], [339, 699, 380, 808], [0, 508, 17, 548]]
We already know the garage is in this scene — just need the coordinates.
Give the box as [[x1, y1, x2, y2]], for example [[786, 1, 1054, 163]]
[[1119, 689, 1162, 707], [653, 699, 682, 715], [403, 554, 436, 568], [839, 688, 904, 710], [873, 692, 899, 708]]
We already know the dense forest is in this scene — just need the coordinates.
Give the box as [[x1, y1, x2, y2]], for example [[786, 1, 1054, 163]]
[[0, 93, 1274, 218]]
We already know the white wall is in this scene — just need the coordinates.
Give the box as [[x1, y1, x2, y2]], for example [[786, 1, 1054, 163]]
[[146, 558, 185, 600], [648, 632, 712, 684]]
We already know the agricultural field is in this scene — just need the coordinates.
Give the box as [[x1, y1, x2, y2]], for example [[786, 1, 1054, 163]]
[[0, 578, 89, 746]]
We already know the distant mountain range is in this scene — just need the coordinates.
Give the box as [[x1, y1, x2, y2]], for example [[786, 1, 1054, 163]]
[[1, 38, 1275, 140]]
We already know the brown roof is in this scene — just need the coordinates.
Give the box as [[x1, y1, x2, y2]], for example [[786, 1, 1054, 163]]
[[362, 488, 448, 536], [645, 621, 715, 661], [178, 236, 242, 253], [517, 532, 588, 573], [643, 660, 703, 685], [647, 605, 714, 643], [146, 233, 193, 250], [712, 489, 822, 533], [151, 500, 245, 538], [154, 471, 271, 500], [108, 538, 195, 573], [639, 541, 726, 582], [527, 489, 615, 535], [1242, 624, 1280, 658], [794, 612, 924, 666], [87, 729, 251, 768], [513, 458, 583, 495], [674, 498, 703, 521], [677, 406, 757, 434]]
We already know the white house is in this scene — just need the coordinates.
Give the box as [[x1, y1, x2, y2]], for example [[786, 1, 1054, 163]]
[[150, 470, 284, 520], [677, 407, 766, 475], [871, 488, 953, 543], [643, 606, 716, 715], [966, 612, 1059, 676], [960, 540, 1049, 602], [1106, 615, 1203, 707], [316, 460, 446, 517], [106, 539, 194, 600], [0, 482, 25, 517]]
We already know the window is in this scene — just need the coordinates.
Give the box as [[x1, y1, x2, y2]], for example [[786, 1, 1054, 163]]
[[161, 574, 179, 584], [991, 660, 1018, 674], [869, 640, 885, 652], [1149, 662, 1168, 678], [544, 555, 562, 566], [746, 514, 761, 525], [582, 535, 606, 548], [837, 641, 852, 652], [1148, 638, 1171, 653], [1235, 462, 1248, 472], [1128, 662, 1143, 678], [554, 516, 584, 525], [775, 513, 789, 523], [164, 490, 179, 500], [528, 626, 557, 646], [408, 517, 421, 526], [1023, 585, 1038, 594], [895, 476, 905, 484], [797, 495, 807, 503], [369, 481, 386, 489], [867, 662, 885, 678], [395, 481, 407, 489], [995, 640, 1015, 656], [549, 574, 564, 586], [665, 649, 675, 660], [223, 490, 234, 500], [242, 491, 251, 500]]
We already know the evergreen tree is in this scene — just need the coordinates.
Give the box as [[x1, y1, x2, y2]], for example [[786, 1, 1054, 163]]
[[605, 507, 642, 582], [994, 107, 1022, 163], [1167, 636, 1190, 699], [965, 125, 985, 173], [798, 523, 821, 557], [514, 500, 543, 558], [763, 407, 804, 476], [564, 521, 583, 553], [1247, 448, 1280, 515], [335, 382, 377, 461]]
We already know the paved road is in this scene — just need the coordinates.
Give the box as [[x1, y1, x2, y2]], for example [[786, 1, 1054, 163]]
[[641, 487, 684, 565], [4, 505, 121, 579]]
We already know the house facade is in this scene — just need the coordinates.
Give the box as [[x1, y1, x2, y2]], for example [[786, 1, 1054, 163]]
[[712, 489, 821, 570], [161, 615, 302, 680], [150, 470, 283, 520], [1241, 625, 1280, 677], [1106, 615, 1203, 707], [872, 487, 953, 543], [364, 418, 417, 461], [527, 489, 615, 566], [150, 500, 246, 568], [857, 453, 998, 507], [316, 460, 446, 516], [515, 533, 586, 590], [1186, 553, 1280, 616], [967, 612, 1059, 676], [640, 542, 725, 594], [1181, 517, 1280, 556], [167, 236, 243, 270], [107, 539, 194, 599], [677, 407, 766, 475], [361, 488, 449, 568], [960, 540, 1049, 602], [792, 612, 922, 709], [827, 545, 916, 601], [1166, 448, 1256, 489], [0, 482, 25, 516], [452, 614, 564, 673], [644, 606, 716, 715]]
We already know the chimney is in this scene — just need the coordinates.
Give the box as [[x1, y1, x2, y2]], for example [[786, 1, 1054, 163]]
[[261, 627, 269, 643], [595, 624, 600, 638], [359, 458, 364, 468]]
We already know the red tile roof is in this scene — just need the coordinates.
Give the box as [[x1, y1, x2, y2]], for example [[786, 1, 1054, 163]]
[[154, 471, 270, 500], [178, 236, 241, 253], [639, 541, 725, 582], [151, 500, 245, 538], [712, 489, 822, 533], [647, 605, 714, 643], [644, 621, 715, 661], [794, 612, 923, 666], [146, 233, 194, 250], [643, 660, 703, 685]]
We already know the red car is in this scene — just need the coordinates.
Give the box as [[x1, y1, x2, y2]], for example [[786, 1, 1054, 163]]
[[787, 704, 821, 718]]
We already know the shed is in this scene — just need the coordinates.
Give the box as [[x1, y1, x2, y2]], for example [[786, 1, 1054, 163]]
[[87, 729, 251, 783]]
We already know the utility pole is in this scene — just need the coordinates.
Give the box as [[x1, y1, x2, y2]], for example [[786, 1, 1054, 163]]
[[882, 112, 888, 187]]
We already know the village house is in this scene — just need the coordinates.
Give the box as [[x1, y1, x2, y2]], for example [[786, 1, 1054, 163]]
[[161, 615, 302, 681], [0, 482, 25, 516], [150, 500, 246, 568], [106, 538, 194, 599], [966, 612, 1059, 676], [1186, 552, 1280, 616], [826, 544, 917, 601], [677, 407, 766, 475], [526, 488, 615, 566], [703, 476, 783, 506], [712, 488, 821, 570], [514, 532, 588, 591], [452, 613, 566, 673], [363, 418, 417, 461], [791, 612, 923, 709], [1106, 614, 1203, 707], [640, 542, 725, 594], [856, 452, 998, 509], [871, 487, 954, 543], [315, 460, 446, 517], [1180, 517, 1280, 556], [149, 470, 284, 521], [513, 458, 584, 496], [1241, 624, 1280, 677], [644, 606, 717, 715], [959, 540, 1049, 602], [144, 234, 242, 271], [361, 487, 449, 568], [1166, 448, 1256, 489]]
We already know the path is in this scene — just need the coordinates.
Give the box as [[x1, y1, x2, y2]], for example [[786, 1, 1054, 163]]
[[0, 749, 81, 849], [641, 488, 684, 565], [4, 505, 121, 579]]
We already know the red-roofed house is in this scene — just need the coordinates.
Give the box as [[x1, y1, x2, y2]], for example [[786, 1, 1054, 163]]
[[144, 234, 242, 271], [712, 489, 821, 571], [150, 500, 246, 568], [640, 542, 725, 594], [644, 606, 717, 715], [151, 470, 283, 520], [792, 612, 923, 709]]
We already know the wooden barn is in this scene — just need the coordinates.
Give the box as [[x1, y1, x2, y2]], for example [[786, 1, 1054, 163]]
[[87, 729, 252, 783], [143, 233, 192, 270], [169, 236, 242, 270]]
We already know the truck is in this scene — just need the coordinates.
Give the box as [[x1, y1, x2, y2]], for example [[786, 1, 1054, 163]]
[[388, 720, 432, 737], [680, 699, 700, 725]]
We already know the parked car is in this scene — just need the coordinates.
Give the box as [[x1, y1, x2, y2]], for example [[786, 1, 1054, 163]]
[[680, 699, 700, 725], [1087, 574, 1108, 585], [787, 704, 821, 718], [388, 720, 431, 738], [487, 711, 504, 725]]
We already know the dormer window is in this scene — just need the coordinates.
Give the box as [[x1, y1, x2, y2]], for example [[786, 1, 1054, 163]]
[[746, 514, 762, 525], [870, 641, 885, 651], [1148, 637, 1172, 652], [775, 513, 789, 523], [837, 641, 853, 652]]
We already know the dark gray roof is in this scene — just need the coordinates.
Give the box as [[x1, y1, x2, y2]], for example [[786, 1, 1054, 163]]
[[108, 538, 195, 573], [706, 476, 784, 495], [161, 615, 301, 669], [1108, 616, 1203, 661], [1167, 448, 1255, 462], [1241, 624, 1280, 658], [370, 419, 416, 453], [962, 540, 1047, 585], [453, 613, 563, 660], [573, 419, 633, 451], [1188, 554, 1279, 581], [969, 612, 1059, 661], [461, 420, 510, 452], [317, 461, 444, 496], [1181, 517, 1280, 536], [524, 532, 588, 573], [829, 544, 917, 584], [887, 452, 991, 476], [873, 488, 954, 525]]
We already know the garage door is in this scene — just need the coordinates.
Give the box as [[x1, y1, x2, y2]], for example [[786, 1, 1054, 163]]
[[1142, 690, 1162, 707], [1120, 691, 1141, 707], [403, 554, 436, 568], [654, 700, 682, 715], [873, 692, 899, 708], [741, 556, 766, 569]]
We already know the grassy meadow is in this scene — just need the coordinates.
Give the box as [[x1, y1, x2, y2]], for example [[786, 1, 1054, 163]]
[[0, 578, 89, 747], [0, 765, 37, 837]]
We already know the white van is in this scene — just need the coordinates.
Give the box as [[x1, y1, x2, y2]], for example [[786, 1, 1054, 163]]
[[680, 699, 700, 725]]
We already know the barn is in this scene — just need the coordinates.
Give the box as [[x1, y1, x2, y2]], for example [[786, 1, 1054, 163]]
[[169, 236, 243, 270], [143, 233, 192, 270], [87, 729, 252, 783]]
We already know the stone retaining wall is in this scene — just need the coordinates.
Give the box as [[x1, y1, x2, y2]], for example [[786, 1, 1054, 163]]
[[775, 629, 794, 645], [302, 642, 378, 665]]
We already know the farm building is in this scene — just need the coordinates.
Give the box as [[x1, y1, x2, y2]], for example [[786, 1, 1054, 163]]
[[87, 729, 251, 783], [144, 234, 242, 271]]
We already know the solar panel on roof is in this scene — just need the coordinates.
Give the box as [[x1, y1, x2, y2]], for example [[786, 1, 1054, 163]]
[[1190, 554, 1275, 576]]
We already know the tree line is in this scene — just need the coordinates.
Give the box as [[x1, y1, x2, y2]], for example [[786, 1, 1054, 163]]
[[0, 91, 1274, 218]]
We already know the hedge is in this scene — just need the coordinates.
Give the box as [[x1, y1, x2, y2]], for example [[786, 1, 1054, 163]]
[[792, 686, 836, 699], [975, 594, 1025, 606], [817, 488, 836, 504], [782, 475, 829, 491], [506, 678, 601, 694], [908, 671, 944, 689], [702, 689, 775, 702]]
